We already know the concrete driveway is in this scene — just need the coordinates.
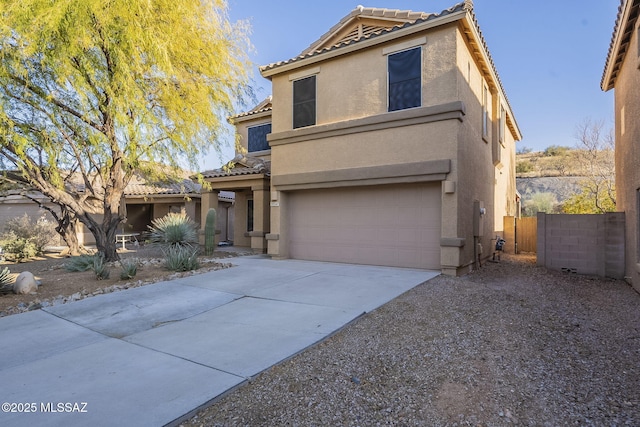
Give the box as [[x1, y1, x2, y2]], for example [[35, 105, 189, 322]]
[[0, 255, 438, 427]]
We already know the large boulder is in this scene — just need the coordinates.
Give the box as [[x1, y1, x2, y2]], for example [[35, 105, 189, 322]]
[[13, 271, 39, 295]]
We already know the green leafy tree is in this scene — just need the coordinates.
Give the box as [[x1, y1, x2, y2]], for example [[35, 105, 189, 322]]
[[562, 183, 616, 214], [0, 0, 251, 260]]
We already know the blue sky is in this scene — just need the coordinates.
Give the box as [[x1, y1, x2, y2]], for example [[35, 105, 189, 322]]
[[204, 0, 621, 169]]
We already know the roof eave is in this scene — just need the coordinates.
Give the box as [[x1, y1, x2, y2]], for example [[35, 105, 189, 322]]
[[259, 10, 466, 79], [459, 14, 522, 140], [602, 0, 639, 91], [228, 108, 272, 125]]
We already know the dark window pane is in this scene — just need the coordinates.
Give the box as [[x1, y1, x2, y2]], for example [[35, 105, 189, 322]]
[[248, 123, 271, 152], [293, 76, 316, 128], [247, 199, 254, 232], [388, 47, 421, 111], [389, 79, 421, 111]]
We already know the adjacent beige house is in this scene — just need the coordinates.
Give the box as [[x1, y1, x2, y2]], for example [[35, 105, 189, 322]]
[[602, 0, 640, 290], [0, 177, 235, 247], [202, 2, 521, 274]]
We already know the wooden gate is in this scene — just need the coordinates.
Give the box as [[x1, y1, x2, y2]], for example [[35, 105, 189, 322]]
[[503, 216, 537, 254]]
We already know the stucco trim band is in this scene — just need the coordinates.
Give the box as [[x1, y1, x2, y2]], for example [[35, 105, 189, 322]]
[[440, 237, 466, 247], [268, 101, 465, 146], [272, 159, 450, 191]]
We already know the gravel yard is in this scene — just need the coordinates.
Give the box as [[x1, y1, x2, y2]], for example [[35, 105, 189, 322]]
[[181, 254, 640, 426]]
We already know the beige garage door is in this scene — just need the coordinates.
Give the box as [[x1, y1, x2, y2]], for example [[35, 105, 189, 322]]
[[287, 183, 441, 269]]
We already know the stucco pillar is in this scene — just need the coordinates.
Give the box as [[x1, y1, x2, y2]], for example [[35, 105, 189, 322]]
[[233, 190, 251, 247], [250, 184, 270, 253], [184, 199, 198, 223], [267, 188, 283, 258], [200, 190, 219, 246]]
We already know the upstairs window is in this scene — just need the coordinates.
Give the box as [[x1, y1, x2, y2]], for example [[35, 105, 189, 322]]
[[388, 47, 421, 111], [293, 76, 316, 129], [247, 123, 271, 152]]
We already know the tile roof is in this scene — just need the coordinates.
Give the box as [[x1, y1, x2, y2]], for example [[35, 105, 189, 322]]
[[229, 96, 272, 122], [602, 0, 640, 91], [260, 2, 470, 73], [201, 154, 271, 179], [124, 180, 201, 197]]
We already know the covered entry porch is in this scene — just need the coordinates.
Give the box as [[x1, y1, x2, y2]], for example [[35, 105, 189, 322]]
[[201, 157, 270, 253]]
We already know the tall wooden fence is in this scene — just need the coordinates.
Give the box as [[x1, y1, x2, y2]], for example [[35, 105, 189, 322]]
[[503, 216, 537, 254]]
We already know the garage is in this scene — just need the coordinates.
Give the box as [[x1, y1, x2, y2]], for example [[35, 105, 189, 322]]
[[287, 183, 441, 269]]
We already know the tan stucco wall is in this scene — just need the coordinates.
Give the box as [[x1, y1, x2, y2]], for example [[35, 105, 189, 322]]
[[271, 120, 457, 176], [613, 21, 640, 290], [270, 25, 459, 134], [444, 25, 520, 273], [256, 18, 519, 275], [266, 23, 509, 274]]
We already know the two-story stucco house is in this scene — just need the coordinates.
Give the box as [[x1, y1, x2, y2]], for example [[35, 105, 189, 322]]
[[602, 0, 640, 290], [201, 1, 522, 275]]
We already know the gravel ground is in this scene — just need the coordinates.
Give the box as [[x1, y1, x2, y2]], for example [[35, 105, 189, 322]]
[[180, 254, 640, 426]]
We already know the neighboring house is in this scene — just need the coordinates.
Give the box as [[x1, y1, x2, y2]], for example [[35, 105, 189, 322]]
[[0, 177, 235, 247], [201, 1, 522, 274], [602, 0, 640, 290]]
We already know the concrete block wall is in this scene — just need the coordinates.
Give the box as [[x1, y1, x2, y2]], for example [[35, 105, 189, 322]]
[[537, 212, 625, 279]]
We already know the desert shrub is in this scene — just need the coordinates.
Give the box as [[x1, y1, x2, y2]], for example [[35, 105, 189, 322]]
[[543, 145, 570, 157], [65, 254, 97, 272], [120, 259, 138, 280], [0, 214, 58, 261], [3, 214, 57, 254], [93, 254, 110, 280], [522, 192, 559, 217], [148, 213, 198, 249], [164, 245, 200, 272], [1, 234, 38, 262], [516, 161, 534, 174]]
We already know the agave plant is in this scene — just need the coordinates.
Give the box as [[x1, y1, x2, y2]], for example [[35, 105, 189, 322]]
[[148, 213, 198, 249], [119, 259, 138, 280], [65, 254, 96, 272], [93, 254, 110, 280], [163, 245, 200, 272]]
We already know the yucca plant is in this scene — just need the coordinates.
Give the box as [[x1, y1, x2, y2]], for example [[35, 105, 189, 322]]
[[0, 266, 12, 286], [119, 259, 138, 280], [164, 245, 200, 272], [148, 213, 198, 249], [0, 267, 13, 295]]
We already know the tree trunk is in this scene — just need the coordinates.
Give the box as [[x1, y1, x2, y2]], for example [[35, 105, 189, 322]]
[[80, 211, 121, 262], [25, 197, 85, 256], [94, 230, 119, 262], [57, 215, 82, 256]]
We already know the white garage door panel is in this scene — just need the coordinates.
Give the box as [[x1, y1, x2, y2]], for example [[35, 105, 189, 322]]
[[288, 184, 441, 269]]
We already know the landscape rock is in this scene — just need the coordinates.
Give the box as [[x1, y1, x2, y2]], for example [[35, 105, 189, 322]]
[[13, 271, 39, 295]]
